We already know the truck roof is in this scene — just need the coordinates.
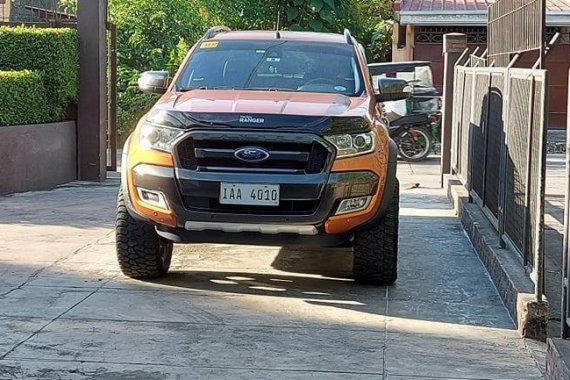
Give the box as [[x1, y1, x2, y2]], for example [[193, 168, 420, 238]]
[[212, 30, 348, 44]]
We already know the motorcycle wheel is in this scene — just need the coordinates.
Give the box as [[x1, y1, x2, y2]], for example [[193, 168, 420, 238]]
[[397, 126, 433, 162]]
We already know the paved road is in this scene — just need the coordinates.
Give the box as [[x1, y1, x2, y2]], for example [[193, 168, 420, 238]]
[[0, 160, 543, 379]]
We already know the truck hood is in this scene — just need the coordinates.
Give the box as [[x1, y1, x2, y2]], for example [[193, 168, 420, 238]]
[[153, 90, 369, 117], [146, 90, 373, 135]]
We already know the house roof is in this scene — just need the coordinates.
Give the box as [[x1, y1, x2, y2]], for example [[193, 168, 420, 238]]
[[398, 0, 570, 12], [396, 0, 570, 25]]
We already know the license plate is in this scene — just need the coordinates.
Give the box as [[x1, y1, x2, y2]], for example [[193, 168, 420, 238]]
[[220, 183, 280, 206]]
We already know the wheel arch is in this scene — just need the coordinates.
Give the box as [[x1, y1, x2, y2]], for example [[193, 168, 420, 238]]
[[355, 139, 398, 232]]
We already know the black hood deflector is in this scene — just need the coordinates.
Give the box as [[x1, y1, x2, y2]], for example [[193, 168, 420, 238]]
[[146, 110, 370, 135]]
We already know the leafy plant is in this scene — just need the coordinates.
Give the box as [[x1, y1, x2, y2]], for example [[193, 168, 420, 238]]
[[352, 0, 394, 62], [0, 71, 50, 126], [282, 0, 340, 32], [0, 27, 79, 121]]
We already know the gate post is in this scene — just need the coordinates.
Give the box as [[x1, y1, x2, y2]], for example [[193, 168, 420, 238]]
[[440, 33, 468, 186], [563, 68, 570, 338], [77, 0, 108, 181]]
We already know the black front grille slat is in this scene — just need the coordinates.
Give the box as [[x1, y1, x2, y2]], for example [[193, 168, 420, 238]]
[[195, 149, 310, 165], [176, 134, 330, 173], [198, 157, 307, 170], [200, 166, 302, 174], [264, 151, 310, 162], [195, 148, 234, 159], [194, 140, 311, 152]]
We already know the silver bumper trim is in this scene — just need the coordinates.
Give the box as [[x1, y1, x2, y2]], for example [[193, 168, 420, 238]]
[[184, 222, 318, 235]]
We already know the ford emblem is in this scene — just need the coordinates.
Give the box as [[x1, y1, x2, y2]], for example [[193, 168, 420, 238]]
[[234, 147, 270, 163]]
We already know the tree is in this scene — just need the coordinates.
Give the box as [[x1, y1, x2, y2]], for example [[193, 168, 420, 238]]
[[109, 0, 212, 138], [353, 0, 394, 62]]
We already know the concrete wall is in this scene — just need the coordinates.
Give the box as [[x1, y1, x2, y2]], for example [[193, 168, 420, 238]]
[[546, 338, 570, 379], [0, 0, 10, 21], [391, 23, 414, 62], [0, 121, 76, 195]]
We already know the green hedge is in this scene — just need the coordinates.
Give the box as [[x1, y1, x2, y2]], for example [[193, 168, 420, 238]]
[[0, 71, 50, 126], [0, 26, 79, 121]]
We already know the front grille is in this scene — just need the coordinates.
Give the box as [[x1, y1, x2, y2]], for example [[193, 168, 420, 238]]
[[176, 135, 330, 174], [183, 196, 319, 215]]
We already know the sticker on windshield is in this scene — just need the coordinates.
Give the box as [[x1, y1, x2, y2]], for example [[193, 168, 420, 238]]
[[200, 41, 219, 49], [256, 50, 266, 54], [266, 57, 281, 62]]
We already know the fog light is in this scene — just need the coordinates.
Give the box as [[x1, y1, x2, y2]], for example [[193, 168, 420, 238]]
[[137, 188, 169, 210], [336, 196, 372, 215]]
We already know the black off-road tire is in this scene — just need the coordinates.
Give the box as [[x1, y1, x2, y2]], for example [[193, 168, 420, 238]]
[[115, 188, 173, 279], [353, 179, 399, 285]]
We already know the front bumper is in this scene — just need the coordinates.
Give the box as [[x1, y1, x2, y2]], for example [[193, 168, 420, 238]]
[[124, 131, 398, 247], [128, 163, 379, 243]]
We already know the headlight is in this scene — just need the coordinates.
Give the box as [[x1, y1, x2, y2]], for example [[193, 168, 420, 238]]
[[325, 132, 375, 158], [139, 122, 183, 152]]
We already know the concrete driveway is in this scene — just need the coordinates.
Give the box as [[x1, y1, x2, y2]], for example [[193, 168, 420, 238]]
[[0, 160, 544, 379]]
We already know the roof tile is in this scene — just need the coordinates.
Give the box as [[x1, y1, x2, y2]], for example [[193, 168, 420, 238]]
[[399, 0, 570, 12]]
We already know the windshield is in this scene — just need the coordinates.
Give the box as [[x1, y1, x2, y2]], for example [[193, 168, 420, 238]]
[[175, 40, 365, 96]]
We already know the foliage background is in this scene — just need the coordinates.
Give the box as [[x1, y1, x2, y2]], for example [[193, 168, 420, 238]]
[[0, 27, 78, 122], [62, 0, 393, 140]]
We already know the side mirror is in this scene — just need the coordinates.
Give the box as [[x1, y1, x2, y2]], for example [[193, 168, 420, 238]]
[[138, 71, 169, 94], [375, 78, 410, 102]]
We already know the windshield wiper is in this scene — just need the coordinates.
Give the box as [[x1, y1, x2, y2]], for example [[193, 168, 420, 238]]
[[176, 87, 204, 92], [245, 87, 296, 92], [176, 86, 234, 92], [176, 86, 296, 93]]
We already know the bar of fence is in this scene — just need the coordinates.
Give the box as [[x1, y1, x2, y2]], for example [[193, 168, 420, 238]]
[[488, 0, 545, 68], [4, 0, 76, 23]]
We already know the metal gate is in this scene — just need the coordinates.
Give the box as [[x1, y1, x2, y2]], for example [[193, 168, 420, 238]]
[[452, 60, 549, 294], [450, 0, 550, 303]]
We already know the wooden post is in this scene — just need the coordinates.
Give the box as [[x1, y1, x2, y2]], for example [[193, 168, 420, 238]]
[[440, 33, 468, 186], [77, 0, 107, 181]]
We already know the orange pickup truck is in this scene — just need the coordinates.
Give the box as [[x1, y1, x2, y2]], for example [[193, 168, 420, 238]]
[[116, 27, 406, 285]]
